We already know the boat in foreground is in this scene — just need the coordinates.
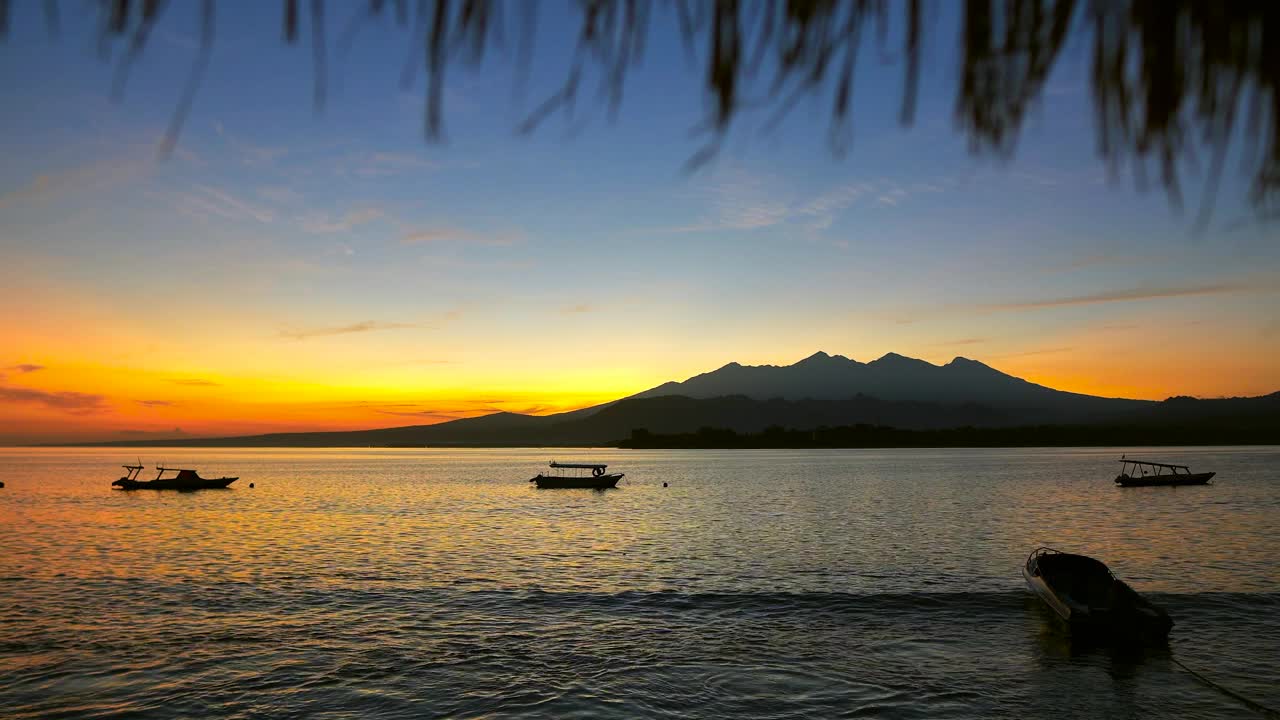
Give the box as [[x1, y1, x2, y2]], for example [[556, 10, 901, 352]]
[[1115, 457, 1214, 487], [1023, 547, 1172, 642], [530, 462, 623, 489], [112, 465, 238, 490]]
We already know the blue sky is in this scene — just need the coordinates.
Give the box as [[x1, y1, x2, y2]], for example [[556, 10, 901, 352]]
[[1, 2, 1277, 441]]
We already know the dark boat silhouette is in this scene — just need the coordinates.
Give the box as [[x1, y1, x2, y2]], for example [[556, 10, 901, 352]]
[[1115, 457, 1214, 487], [112, 464, 237, 490], [1023, 547, 1172, 642], [529, 462, 623, 489]]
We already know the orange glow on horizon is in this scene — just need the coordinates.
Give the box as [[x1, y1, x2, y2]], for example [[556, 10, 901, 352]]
[[3, 340, 1277, 444]]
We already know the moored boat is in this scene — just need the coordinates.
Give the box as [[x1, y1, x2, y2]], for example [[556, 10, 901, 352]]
[[1115, 457, 1214, 487], [530, 462, 623, 489], [1023, 547, 1172, 641], [112, 465, 238, 491]]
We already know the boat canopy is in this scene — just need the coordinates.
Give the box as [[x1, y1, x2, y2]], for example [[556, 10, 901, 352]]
[[1118, 459, 1190, 470], [550, 462, 607, 469], [154, 467, 202, 480]]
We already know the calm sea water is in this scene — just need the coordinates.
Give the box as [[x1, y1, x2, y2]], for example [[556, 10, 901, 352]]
[[1, 446, 1277, 719]]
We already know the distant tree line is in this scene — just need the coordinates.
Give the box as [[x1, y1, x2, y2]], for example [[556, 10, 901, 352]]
[[3, 1, 1277, 223], [620, 421, 1280, 448]]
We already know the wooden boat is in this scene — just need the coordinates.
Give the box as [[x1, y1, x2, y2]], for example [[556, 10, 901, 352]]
[[1115, 457, 1214, 487], [1023, 547, 1173, 641], [112, 465, 238, 490], [529, 462, 623, 489]]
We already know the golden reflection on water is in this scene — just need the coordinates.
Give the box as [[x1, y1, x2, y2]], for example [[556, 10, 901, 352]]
[[1, 446, 1275, 595]]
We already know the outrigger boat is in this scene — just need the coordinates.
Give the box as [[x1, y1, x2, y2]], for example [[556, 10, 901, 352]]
[[1115, 457, 1214, 487], [112, 464, 238, 491], [530, 462, 623, 490], [1023, 547, 1173, 641]]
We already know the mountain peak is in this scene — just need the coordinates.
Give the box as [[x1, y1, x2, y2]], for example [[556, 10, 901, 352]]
[[795, 350, 833, 365], [871, 351, 931, 367], [947, 356, 989, 368]]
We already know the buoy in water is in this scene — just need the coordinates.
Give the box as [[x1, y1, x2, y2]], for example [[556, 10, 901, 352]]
[[249, 482, 255, 488], [663, 482, 668, 487]]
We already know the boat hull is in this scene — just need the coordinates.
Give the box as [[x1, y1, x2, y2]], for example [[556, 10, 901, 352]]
[[1023, 548, 1172, 642], [1115, 471, 1214, 487], [112, 477, 237, 490], [530, 473, 623, 489]]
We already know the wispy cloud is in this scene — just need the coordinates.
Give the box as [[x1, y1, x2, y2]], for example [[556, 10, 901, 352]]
[[168, 378, 221, 387], [175, 185, 275, 223], [0, 386, 108, 413], [278, 320, 423, 341], [797, 183, 874, 217], [931, 337, 988, 346], [984, 283, 1252, 311], [375, 408, 470, 420], [214, 122, 287, 166], [301, 207, 386, 234], [7, 363, 44, 373], [0, 154, 154, 210], [257, 186, 303, 205], [674, 171, 790, 231], [402, 227, 521, 246], [673, 173, 950, 233], [137, 400, 177, 408], [335, 151, 438, 178], [562, 304, 593, 314], [119, 427, 186, 436], [991, 346, 1074, 359], [1040, 254, 1149, 275]]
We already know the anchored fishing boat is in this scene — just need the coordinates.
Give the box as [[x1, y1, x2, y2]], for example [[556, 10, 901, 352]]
[[112, 465, 238, 491], [1115, 457, 1214, 487], [529, 462, 623, 489], [1023, 547, 1173, 641]]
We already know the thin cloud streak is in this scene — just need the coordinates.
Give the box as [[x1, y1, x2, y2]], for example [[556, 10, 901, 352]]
[[214, 122, 287, 166], [985, 283, 1253, 311], [670, 174, 950, 234], [0, 154, 154, 210], [169, 378, 221, 387], [7, 364, 45, 373], [402, 228, 521, 246], [175, 185, 275, 224], [335, 151, 439, 178], [375, 409, 474, 420], [279, 321, 423, 341], [991, 346, 1075, 359], [119, 427, 186, 436], [0, 386, 108, 413], [301, 207, 385, 234]]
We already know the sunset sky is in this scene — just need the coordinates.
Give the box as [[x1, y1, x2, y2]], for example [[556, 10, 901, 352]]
[[2, 4, 1277, 444]]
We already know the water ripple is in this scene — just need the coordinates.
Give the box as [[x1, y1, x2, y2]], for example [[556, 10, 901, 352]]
[[1, 446, 1277, 718]]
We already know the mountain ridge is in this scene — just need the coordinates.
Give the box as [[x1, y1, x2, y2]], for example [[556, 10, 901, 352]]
[[626, 350, 1144, 414]]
